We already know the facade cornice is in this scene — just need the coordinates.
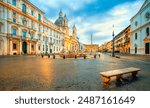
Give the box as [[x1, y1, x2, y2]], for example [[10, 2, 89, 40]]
[[0, 2, 63, 34], [131, 22, 150, 34], [23, 0, 44, 14]]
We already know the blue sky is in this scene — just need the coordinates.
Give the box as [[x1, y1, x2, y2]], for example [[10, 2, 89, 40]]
[[29, 0, 144, 45]]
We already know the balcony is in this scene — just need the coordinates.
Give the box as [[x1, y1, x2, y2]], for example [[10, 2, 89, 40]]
[[7, 34, 21, 39], [22, 36, 27, 40]]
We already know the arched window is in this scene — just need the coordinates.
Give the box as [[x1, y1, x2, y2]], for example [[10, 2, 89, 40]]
[[22, 31, 27, 39], [22, 4, 26, 13], [146, 27, 149, 36], [12, 28, 17, 36], [38, 13, 41, 21], [12, 0, 16, 6]]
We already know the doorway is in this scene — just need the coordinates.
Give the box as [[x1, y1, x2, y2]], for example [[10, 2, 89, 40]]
[[145, 43, 150, 54], [22, 41, 27, 54]]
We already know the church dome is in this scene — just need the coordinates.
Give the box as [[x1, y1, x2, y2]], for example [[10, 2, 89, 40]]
[[55, 17, 65, 26]]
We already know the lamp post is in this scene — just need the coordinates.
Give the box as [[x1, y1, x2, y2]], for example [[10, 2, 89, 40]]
[[112, 25, 115, 57], [90, 33, 93, 55]]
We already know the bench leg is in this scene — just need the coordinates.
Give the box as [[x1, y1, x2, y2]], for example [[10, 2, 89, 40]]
[[116, 75, 122, 81], [102, 77, 110, 84], [132, 71, 138, 78]]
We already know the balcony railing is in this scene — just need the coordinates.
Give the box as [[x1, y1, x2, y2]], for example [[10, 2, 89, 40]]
[[7, 34, 21, 38], [22, 36, 27, 40]]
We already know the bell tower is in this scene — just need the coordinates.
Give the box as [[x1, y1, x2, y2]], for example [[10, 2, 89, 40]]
[[72, 24, 76, 38]]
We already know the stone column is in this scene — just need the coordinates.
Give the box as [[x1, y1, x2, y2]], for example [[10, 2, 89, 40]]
[[26, 42, 28, 54], [10, 39, 12, 55], [35, 42, 37, 55], [19, 40, 22, 55], [29, 42, 31, 54]]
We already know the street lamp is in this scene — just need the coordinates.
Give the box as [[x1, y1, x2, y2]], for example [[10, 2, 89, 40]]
[[90, 33, 93, 55], [112, 25, 115, 57]]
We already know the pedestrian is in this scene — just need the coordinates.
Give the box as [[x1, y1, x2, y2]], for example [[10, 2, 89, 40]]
[[53, 54, 55, 59]]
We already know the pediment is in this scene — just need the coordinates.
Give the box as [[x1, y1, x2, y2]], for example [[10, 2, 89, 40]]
[[140, 0, 150, 11], [144, 36, 150, 42]]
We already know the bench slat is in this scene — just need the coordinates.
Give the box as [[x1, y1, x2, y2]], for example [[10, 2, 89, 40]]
[[100, 67, 140, 77]]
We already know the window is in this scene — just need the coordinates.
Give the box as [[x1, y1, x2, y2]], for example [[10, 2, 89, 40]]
[[22, 31, 26, 39], [30, 34, 34, 40], [31, 21, 34, 29], [135, 21, 138, 26], [38, 46, 40, 50], [50, 37, 52, 43], [31, 10, 34, 16], [46, 37, 48, 42], [37, 35, 41, 40], [145, 12, 150, 20], [57, 47, 58, 51], [22, 18, 27, 25], [146, 27, 149, 36], [13, 18, 16, 23], [46, 45, 48, 51], [43, 45, 44, 51], [31, 45, 34, 50], [22, 4, 26, 13], [43, 37, 45, 41], [135, 44, 137, 54], [135, 33, 137, 40], [54, 46, 55, 51], [38, 13, 41, 21], [13, 43, 17, 50], [13, 12, 16, 16], [12, 29, 16, 35], [12, 0, 16, 6], [38, 24, 41, 32]]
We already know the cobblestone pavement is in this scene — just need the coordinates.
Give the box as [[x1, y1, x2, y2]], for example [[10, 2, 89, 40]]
[[0, 54, 150, 91], [106, 53, 150, 62]]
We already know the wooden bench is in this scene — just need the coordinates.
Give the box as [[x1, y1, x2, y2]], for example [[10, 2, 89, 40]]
[[99, 67, 140, 84]]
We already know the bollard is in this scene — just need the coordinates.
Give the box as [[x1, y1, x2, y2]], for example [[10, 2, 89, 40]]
[[75, 55, 77, 59], [84, 55, 86, 59], [48, 54, 50, 58], [63, 55, 66, 59], [94, 54, 96, 59], [53, 54, 55, 59], [99, 54, 101, 58], [41, 54, 44, 58]]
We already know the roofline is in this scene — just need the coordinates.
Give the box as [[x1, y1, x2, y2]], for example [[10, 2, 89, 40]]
[[114, 25, 130, 38], [130, 0, 150, 21], [24, 0, 45, 14]]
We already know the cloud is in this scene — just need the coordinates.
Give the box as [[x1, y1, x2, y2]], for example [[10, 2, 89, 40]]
[[29, 0, 144, 45], [30, 0, 95, 11], [69, 0, 144, 45]]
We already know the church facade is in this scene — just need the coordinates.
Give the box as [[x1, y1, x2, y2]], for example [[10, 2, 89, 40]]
[[55, 11, 79, 53], [130, 0, 150, 54]]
